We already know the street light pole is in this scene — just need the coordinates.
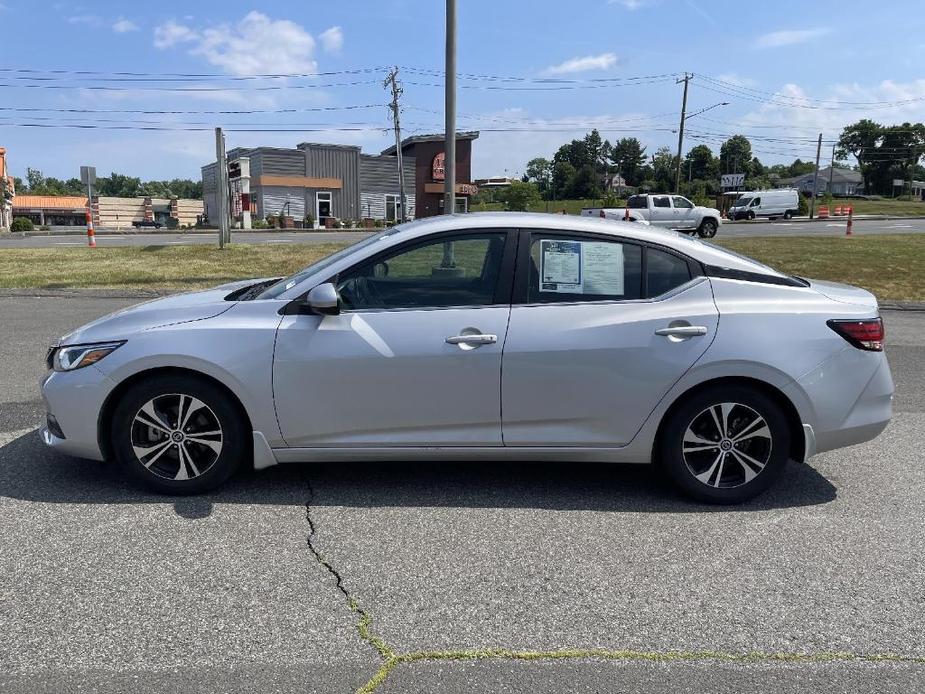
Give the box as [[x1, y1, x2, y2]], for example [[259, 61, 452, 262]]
[[444, 0, 456, 215]]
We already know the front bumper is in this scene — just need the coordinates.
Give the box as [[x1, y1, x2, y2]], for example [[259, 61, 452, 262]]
[[40, 366, 116, 461]]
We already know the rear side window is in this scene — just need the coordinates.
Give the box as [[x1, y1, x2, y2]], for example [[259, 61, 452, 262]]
[[527, 235, 643, 303], [647, 248, 692, 297], [627, 195, 647, 209], [653, 196, 671, 208]]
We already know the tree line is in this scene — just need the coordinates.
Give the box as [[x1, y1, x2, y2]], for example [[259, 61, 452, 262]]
[[11, 168, 203, 199], [516, 119, 925, 203]]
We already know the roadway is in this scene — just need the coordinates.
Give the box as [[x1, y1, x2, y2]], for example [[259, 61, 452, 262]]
[[2, 217, 925, 248], [0, 297, 923, 692]]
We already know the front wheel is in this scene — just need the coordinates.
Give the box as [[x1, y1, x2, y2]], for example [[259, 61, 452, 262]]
[[697, 219, 718, 238], [111, 375, 248, 494], [657, 385, 790, 504], [746, 211, 756, 221]]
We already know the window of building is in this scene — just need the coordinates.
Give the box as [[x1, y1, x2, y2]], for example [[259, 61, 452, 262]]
[[385, 194, 400, 222]]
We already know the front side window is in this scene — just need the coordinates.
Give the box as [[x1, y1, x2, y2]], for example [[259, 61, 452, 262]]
[[337, 232, 508, 310], [672, 196, 694, 209], [653, 196, 671, 208], [528, 235, 643, 303], [751, 197, 761, 207], [647, 247, 692, 297]]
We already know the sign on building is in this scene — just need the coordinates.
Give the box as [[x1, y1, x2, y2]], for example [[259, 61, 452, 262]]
[[432, 152, 445, 181], [721, 173, 745, 188]]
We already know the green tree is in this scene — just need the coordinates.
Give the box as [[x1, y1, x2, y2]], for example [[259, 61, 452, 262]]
[[837, 119, 882, 193], [650, 146, 675, 192], [551, 160, 576, 200], [609, 137, 647, 186], [719, 135, 754, 177], [501, 180, 541, 211], [524, 157, 553, 198], [683, 144, 718, 182], [96, 172, 142, 197]]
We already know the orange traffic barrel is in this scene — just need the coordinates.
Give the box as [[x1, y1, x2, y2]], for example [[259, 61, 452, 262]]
[[817, 205, 829, 219]]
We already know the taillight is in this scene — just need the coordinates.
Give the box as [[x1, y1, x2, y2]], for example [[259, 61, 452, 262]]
[[827, 318, 884, 351]]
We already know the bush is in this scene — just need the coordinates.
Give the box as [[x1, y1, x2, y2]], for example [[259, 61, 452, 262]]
[[10, 217, 34, 232], [798, 194, 809, 216], [304, 213, 315, 229], [252, 219, 269, 229], [601, 192, 619, 208], [39, 225, 51, 231], [165, 217, 180, 229]]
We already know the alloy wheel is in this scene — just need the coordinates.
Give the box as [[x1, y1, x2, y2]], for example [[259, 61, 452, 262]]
[[130, 393, 223, 481], [681, 402, 772, 489]]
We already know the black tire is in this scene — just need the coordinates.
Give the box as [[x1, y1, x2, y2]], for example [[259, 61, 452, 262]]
[[746, 211, 755, 221], [697, 218, 718, 238], [783, 210, 793, 220], [111, 375, 248, 494], [657, 385, 790, 504]]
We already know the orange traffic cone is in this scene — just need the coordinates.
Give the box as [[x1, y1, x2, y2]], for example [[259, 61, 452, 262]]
[[624, 207, 629, 221], [846, 207, 853, 236]]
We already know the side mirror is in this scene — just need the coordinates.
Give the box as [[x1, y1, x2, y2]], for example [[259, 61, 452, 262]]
[[305, 283, 340, 316]]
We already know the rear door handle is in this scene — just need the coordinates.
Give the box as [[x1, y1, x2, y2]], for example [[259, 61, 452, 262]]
[[446, 334, 497, 345], [655, 326, 707, 337]]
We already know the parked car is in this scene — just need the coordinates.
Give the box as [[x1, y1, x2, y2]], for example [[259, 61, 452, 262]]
[[729, 189, 800, 220], [582, 194, 722, 238], [131, 219, 164, 229], [41, 213, 892, 503]]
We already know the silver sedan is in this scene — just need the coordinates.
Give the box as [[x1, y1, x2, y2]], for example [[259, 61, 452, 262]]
[[40, 213, 893, 503]]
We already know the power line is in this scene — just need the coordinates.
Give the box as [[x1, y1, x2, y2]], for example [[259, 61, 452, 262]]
[[0, 104, 385, 115], [0, 79, 381, 92]]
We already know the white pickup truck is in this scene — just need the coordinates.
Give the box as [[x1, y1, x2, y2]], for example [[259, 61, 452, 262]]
[[581, 194, 722, 238]]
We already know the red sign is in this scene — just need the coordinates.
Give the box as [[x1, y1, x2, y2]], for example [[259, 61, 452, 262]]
[[432, 152, 445, 181]]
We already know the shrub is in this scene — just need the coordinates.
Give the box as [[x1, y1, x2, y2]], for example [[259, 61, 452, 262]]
[[10, 217, 33, 232], [798, 194, 809, 216], [304, 213, 315, 229], [165, 217, 180, 229], [39, 225, 51, 231], [332, 218, 343, 229], [374, 219, 385, 228], [252, 219, 269, 229], [601, 192, 619, 208]]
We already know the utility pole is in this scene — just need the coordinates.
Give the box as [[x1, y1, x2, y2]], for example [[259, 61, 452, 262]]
[[809, 132, 823, 220], [384, 67, 408, 223], [215, 127, 228, 249], [828, 141, 836, 194], [444, 0, 456, 215], [674, 72, 691, 193]]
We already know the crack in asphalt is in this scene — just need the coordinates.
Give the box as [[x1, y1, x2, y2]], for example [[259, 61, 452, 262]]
[[304, 479, 925, 694]]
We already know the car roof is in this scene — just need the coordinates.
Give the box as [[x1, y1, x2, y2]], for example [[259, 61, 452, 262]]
[[383, 212, 785, 277]]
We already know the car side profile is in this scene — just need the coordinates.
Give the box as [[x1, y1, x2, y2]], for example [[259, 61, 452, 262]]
[[40, 213, 893, 503]]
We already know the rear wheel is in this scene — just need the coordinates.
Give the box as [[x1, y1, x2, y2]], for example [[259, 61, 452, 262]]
[[783, 210, 793, 220], [697, 219, 718, 238], [657, 385, 790, 504], [111, 375, 248, 494]]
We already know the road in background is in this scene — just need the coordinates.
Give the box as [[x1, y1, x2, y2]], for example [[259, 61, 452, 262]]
[[2, 218, 925, 248], [1, 297, 923, 692]]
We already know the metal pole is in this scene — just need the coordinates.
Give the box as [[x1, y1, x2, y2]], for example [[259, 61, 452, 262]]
[[828, 141, 836, 194], [674, 72, 690, 193], [215, 127, 227, 249], [444, 0, 456, 215], [809, 132, 822, 220]]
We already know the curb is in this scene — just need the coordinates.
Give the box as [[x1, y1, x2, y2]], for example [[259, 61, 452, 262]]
[[879, 302, 925, 312], [723, 215, 925, 225]]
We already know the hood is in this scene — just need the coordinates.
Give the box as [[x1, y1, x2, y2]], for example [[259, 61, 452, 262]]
[[808, 279, 879, 310], [56, 278, 268, 345]]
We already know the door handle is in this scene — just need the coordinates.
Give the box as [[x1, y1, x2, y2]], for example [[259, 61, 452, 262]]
[[655, 325, 707, 337], [446, 334, 497, 345]]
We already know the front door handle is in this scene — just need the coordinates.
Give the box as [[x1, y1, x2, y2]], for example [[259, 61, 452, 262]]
[[446, 333, 497, 345], [655, 325, 708, 337]]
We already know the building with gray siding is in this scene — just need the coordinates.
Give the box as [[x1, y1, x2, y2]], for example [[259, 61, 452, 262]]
[[202, 141, 415, 228]]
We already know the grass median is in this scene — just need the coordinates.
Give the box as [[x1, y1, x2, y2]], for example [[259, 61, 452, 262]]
[[0, 234, 922, 302]]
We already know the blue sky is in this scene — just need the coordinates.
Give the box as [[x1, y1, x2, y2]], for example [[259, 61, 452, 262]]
[[1, 0, 924, 182]]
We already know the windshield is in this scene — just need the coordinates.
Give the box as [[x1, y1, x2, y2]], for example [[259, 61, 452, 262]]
[[734, 197, 752, 207], [257, 226, 405, 299]]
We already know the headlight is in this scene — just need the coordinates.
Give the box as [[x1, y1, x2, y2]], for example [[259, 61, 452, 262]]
[[52, 341, 125, 372]]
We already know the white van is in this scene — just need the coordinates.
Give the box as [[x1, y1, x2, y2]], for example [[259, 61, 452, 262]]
[[729, 189, 800, 220]]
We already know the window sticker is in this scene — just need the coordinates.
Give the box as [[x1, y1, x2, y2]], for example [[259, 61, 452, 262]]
[[539, 239, 624, 295], [540, 240, 582, 293]]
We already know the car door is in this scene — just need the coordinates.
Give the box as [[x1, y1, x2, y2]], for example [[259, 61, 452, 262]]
[[671, 195, 697, 229], [501, 231, 719, 446], [272, 230, 515, 447], [648, 195, 674, 228]]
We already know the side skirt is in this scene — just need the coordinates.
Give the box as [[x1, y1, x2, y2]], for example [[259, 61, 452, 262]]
[[270, 446, 652, 465]]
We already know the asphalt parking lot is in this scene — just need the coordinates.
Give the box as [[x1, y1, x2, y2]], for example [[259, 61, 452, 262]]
[[1, 297, 923, 693]]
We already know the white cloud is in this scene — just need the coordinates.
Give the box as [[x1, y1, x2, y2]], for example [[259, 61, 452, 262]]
[[112, 18, 138, 33], [755, 27, 830, 49], [66, 14, 101, 26], [319, 26, 343, 54], [154, 12, 319, 76], [153, 19, 198, 48], [544, 52, 618, 75], [608, 0, 651, 9]]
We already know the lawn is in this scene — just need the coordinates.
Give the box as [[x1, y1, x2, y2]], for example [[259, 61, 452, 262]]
[[0, 234, 922, 302]]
